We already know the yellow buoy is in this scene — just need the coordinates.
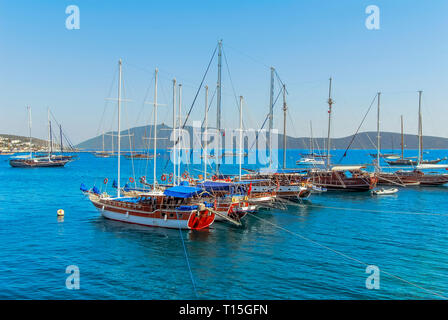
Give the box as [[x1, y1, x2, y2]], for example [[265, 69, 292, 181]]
[[57, 209, 65, 216]]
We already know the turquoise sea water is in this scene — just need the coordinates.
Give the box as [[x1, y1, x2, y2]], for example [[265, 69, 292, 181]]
[[0, 149, 448, 299]]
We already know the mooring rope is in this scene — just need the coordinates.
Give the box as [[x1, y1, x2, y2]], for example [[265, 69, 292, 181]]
[[306, 203, 448, 216], [249, 213, 447, 299], [177, 214, 198, 298]]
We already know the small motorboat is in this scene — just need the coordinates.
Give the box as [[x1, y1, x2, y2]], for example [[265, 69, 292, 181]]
[[311, 185, 327, 193], [296, 157, 325, 166], [372, 188, 398, 195]]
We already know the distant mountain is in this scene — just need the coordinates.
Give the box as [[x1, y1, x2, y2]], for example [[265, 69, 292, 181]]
[[76, 125, 448, 150]]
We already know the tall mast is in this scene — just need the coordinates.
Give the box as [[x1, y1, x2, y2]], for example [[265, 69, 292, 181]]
[[153, 68, 158, 190], [400, 115, 404, 159], [376, 92, 381, 171], [47, 108, 51, 156], [172, 78, 177, 185], [239, 95, 243, 179], [282, 84, 287, 169], [49, 120, 53, 155], [326, 77, 334, 169], [204, 85, 208, 180], [28, 106, 32, 157], [269, 67, 275, 167], [216, 40, 222, 175], [178, 84, 182, 184], [111, 128, 114, 155], [60, 124, 63, 154], [418, 90, 423, 164], [310, 121, 314, 155], [102, 131, 105, 153], [117, 59, 122, 197]]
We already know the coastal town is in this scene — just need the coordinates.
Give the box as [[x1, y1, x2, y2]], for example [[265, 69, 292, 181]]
[[0, 135, 54, 155]]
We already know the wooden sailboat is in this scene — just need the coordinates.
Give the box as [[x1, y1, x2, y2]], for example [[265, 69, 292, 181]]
[[374, 95, 420, 186], [236, 75, 312, 200], [9, 107, 70, 168], [83, 62, 215, 230], [306, 78, 376, 191], [386, 114, 446, 166], [94, 131, 113, 158], [48, 123, 77, 161], [393, 91, 448, 186]]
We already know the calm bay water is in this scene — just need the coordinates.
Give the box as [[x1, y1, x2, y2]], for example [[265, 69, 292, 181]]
[[0, 149, 448, 299]]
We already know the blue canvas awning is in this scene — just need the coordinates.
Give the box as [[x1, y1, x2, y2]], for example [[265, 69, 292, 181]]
[[163, 186, 203, 198], [198, 181, 233, 191]]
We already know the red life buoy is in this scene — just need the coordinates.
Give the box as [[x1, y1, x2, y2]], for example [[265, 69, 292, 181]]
[[161, 174, 167, 181], [168, 173, 173, 182], [182, 172, 189, 179], [139, 176, 146, 183], [103, 178, 108, 184], [129, 177, 134, 183], [212, 175, 218, 181]]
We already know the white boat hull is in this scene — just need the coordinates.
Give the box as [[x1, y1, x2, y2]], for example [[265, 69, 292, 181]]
[[99, 207, 189, 228]]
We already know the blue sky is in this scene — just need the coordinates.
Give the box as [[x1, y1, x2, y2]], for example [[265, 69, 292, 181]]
[[1, 0, 447, 144]]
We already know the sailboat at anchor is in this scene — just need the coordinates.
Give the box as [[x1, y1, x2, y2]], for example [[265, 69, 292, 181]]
[[82, 61, 216, 230]]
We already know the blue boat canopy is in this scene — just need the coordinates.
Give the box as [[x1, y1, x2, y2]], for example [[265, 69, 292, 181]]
[[198, 181, 233, 191], [163, 185, 203, 198], [258, 168, 308, 174]]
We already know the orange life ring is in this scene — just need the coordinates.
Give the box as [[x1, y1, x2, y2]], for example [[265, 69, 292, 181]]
[[129, 177, 134, 183], [182, 172, 189, 179], [161, 174, 167, 181], [103, 178, 108, 184], [198, 174, 203, 180]]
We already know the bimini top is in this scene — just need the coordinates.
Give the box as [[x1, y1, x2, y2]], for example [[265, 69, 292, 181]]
[[163, 185, 204, 198]]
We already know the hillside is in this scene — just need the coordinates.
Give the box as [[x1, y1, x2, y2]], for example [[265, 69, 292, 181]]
[[0, 134, 48, 147], [76, 125, 448, 150]]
